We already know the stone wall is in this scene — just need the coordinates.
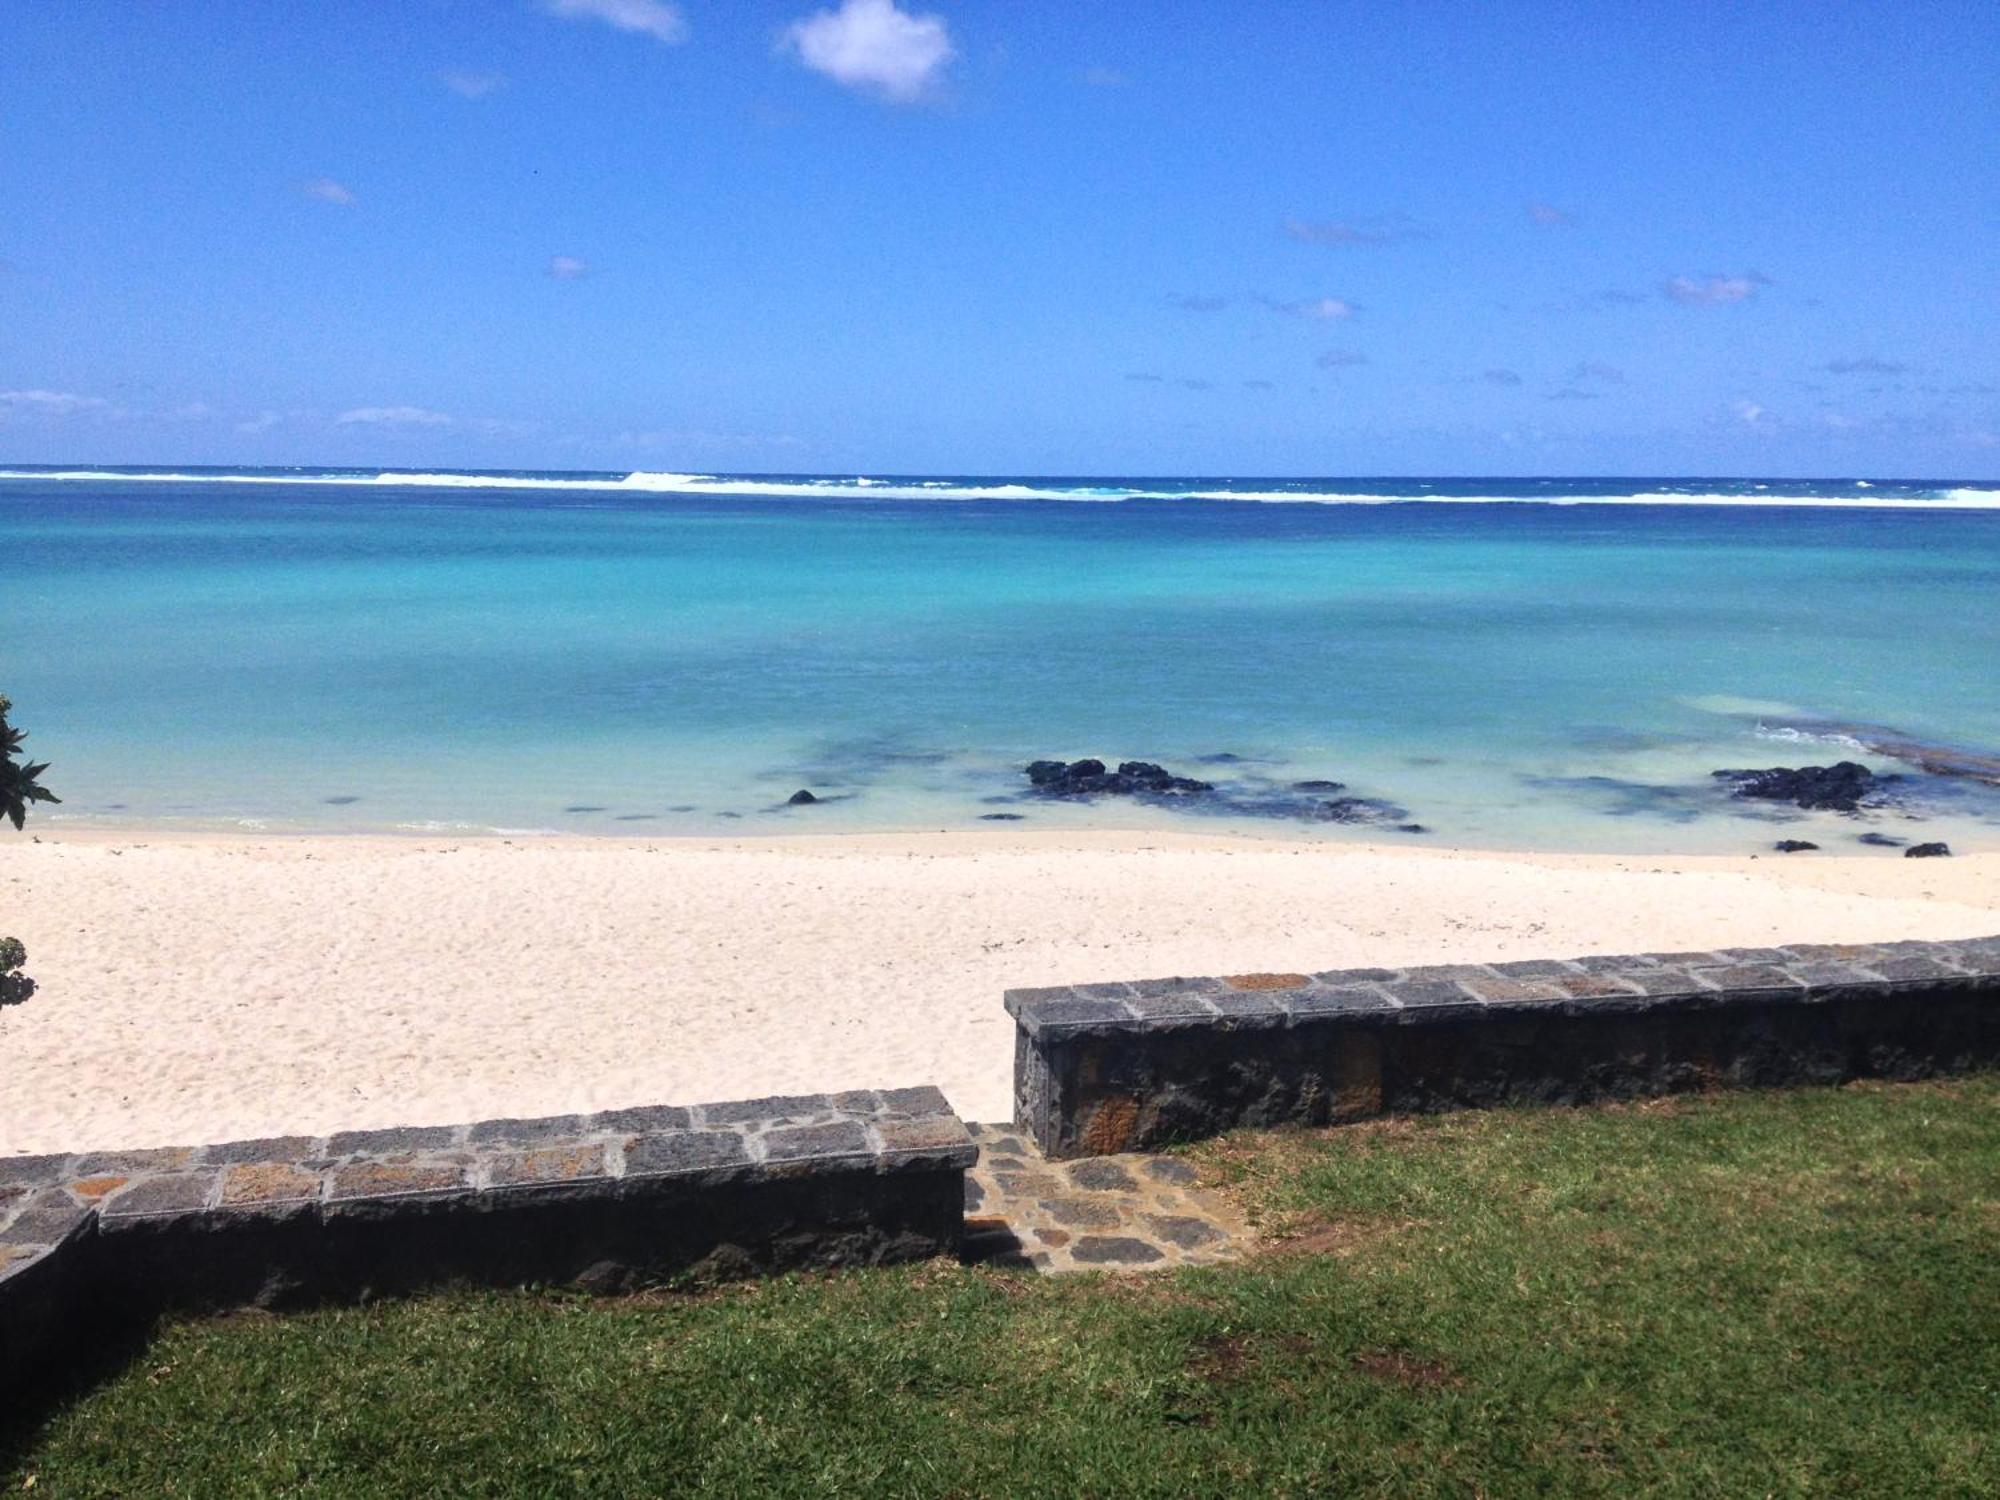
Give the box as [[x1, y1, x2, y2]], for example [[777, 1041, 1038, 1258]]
[[1008, 937, 2000, 1158], [0, 1087, 974, 1405]]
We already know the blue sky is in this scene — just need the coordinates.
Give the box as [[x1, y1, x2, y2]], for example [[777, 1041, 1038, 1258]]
[[2, 0, 1995, 477]]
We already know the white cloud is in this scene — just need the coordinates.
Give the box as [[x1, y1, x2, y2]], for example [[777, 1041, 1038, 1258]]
[[1266, 296, 1356, 321], [335, 406, 453, 427], [1663, 273, 1763, 306], [549, 255, 590, 280], [781, 0, 954, 103], [303, 176, 355, 205], [1083, 66, 1127, 88], [236, 411, 282, 435], [442, 71, 506, 98], [0, 389, 110, 416], [543, 0, 688, 44], [1527, 202, 1573, 226], [1733, 399, 1769, 425]]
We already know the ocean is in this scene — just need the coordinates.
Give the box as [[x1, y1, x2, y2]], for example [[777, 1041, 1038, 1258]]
[[4, 465, 1999, 853]]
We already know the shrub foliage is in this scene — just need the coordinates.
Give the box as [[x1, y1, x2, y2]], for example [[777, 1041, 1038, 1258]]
[[0, 694, 58, 831], [1, 693, 55, 1005]]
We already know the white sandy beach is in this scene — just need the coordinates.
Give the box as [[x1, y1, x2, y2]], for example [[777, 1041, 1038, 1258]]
[[2, 829, 1996, 1156]]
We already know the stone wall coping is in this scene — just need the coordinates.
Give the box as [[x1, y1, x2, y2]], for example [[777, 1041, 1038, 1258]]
[[0, 1085, 976, 1272], [1002, 936, 2000, 1040]]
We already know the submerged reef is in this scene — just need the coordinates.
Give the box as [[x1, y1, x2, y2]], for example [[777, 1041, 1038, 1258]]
[[1019, 759, 1421, 829], [1711, 761, 1896, 814], [1025, 760, 1214, 798]]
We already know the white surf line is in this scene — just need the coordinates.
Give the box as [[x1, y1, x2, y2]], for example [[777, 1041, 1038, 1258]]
[[2, 469, 1998, 509]]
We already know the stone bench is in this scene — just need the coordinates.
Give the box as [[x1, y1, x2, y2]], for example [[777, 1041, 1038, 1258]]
[[1008, 937, 2000, 1157], [1, 1086, 974, 1403]]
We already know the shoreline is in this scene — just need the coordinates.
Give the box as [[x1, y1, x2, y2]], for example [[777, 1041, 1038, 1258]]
[[26, 812, 1994, 861], [4, 829, 1997, 1156]]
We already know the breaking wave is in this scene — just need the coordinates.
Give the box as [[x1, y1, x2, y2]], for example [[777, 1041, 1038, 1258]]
[[2, 467, 1997, 509]]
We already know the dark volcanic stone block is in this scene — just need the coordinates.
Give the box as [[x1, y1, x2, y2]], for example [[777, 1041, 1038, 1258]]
[[1461, 975, 1569, 1007], [326, 1126, 459, 1158], [762, 1121, 873, 1164], [874, 1085, 955, 1118], [1127, 990, 1223, 1025], [1287, 986, 1398, 1021], [98, 1173, 219, 1225], [0, 1194, 92, 1247], [1017, 996, 1136, 1035], [486, 1145, 612, 1193], [218, 1162, 323, 1218], [874, 1115, 975, 1165], [1869, 955, 1972, 986], [70, 1148, 195, 1177], [1313, 967, 1404, 984], [1617, 968, 1716, 999], [1783, 943, 1889, 963], [1131, 975, 1227, 998], [1004, 985, 1078, 1009], [703, 1094, 832, 1126], [1490, 959, 1579, 979], [588, 1104, 694, 1135], [1147, 1214, 1225, 1250], [1208, 991, 1292, 1028], [0, 1154, 71, 1190], [1788, 961, 1884, 997], [1702, 965, 1808, 999], [1070, 1235, 1165, 1265], [325, 1161, 472, 1214], [1066, 1160, 1138, 1192], [1409, 963, 1504, 984], [1569, 954, 1660, 974], [468, 1116, 587, 1148], [1384, 980, 1483, 1021], [203, 1136, 321, 1166], [623, 1130, 754, 1181]]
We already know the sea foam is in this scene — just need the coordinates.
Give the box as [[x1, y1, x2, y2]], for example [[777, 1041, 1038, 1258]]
[[2, 467, 1998, 509]]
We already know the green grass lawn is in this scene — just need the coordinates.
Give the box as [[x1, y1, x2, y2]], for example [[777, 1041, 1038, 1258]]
[[7, 1077, 1998, 1498]]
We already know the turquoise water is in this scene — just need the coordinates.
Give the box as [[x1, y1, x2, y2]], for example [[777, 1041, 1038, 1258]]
[[4, 466, 1999, 852]]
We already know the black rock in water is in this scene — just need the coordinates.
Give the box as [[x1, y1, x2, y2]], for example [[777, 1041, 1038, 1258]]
[[1712, 761, 1885, 813], [787, 789, 820, 805], [1022, 758, 1214, 799], [1773, 839, 1820, 852], [1292, 779, 1346, 792], [979, 812, 1025, 821], [1396, 823, 1430, 834], [1904, 842, 1952, 858], [1857, 832, 1906, 847], [1316, 796, 1411, 825]]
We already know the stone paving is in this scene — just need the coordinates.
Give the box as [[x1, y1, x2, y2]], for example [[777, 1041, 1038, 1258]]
[[960, 1122, 1249, 1273]]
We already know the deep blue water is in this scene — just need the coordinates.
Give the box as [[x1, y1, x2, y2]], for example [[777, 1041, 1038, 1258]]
[[4, 466, 1999, 852]]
